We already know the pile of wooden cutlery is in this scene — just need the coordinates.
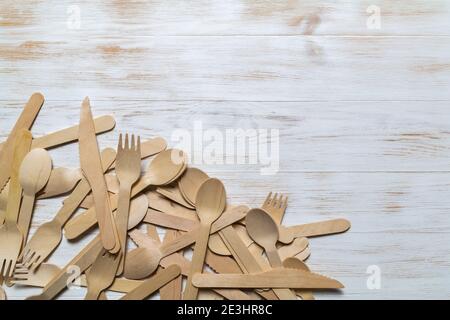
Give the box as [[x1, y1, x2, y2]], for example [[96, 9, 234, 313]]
[[0, 93, 351, 300]]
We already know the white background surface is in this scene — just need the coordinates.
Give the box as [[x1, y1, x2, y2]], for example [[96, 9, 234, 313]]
[[1, 0, 450, 299]]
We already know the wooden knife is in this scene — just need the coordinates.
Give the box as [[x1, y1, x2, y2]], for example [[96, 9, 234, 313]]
[[0, 93, 44, 191], [79, 97, 119, 252], [192, 268, 344, 289]]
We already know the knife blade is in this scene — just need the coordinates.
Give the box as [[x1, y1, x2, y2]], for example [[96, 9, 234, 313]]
[[79, 97, 119, 252], [0, 93, 44, 191], [192, 268, 344, 289]]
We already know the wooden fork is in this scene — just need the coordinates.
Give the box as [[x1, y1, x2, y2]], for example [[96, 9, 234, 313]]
[[0, 130, 32, 279], [261, 192, 288, 225], [84, 250, 122, 300], [115, 134, 141, 274]]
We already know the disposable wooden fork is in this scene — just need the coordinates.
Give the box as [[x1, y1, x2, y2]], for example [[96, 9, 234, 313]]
[[115, 134, 141, 274], [0, 130, 32, 278], [262, 192, 288, 225], [84, 250, 122, 300]]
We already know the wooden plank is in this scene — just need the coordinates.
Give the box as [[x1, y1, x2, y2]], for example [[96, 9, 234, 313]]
[[0, 0, 449, 36], [0, 36, 449, 101]]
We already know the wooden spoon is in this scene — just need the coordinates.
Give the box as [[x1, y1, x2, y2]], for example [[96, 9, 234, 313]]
[[183, 178, 226, 300], [63, 149, 187, 240], [37, 167, 83, 199], [177, 167, 209, 206], [18, 149, 52, 242], [245, 208, 297, 299]]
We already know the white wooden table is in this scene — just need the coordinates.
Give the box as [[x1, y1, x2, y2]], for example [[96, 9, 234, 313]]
[[1, 0, 450, 300]]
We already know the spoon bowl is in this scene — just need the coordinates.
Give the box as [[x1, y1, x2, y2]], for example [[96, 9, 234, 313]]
[[195, 178, 226, 224], [245, 208, 279, 250], [124, 246, 162, 279], [146, 149, 187, 186], [178, 167, 209, 205], [127, 194, 149, 229], [19, 148, 52, 196]]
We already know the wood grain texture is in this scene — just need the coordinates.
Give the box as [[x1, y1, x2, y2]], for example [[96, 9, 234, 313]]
[[1, 0, 450, 299]]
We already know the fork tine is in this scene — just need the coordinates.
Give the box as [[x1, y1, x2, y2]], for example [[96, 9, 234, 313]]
[[282, 195, 288, 209], [272, 193, 279, 207], [137, 136, 141, 154], [276, 193, 284, 209], [125, 133, 129, 150], [264, 192, 272, 206], [118, 133, 123, 151], [131, 134, 135, 151], [32, 256, 45, 271]]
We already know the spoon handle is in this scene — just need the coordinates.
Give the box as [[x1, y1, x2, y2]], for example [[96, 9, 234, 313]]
[[183, 223, 211, 300], [116, 184, 132, 275], [18, 194, 35, 243], [265, 247, 298, 300]]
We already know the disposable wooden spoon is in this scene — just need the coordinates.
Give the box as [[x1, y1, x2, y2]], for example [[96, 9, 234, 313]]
[[63, 149, 187, 239], [123, 205, 247, 280], [177, 167, 209, 206], [0, 93, 44, 192], [0, 130, 32, 278], [37, 167, 83, 199], [245, 208, 297, 299], [183, 178, 226, 300], [18, 148, 52, 243]]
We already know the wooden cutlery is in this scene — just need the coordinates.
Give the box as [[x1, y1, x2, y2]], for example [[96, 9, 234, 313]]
[[178, 167, 209, 206], [37, 167, 83, 199], [0, 285, 5, 300], [63, 149, 187, 239], [20, 148, 116, 270], [0, 93, 44, 192], [84, 250, 122, 300], [79, 97, 119, 253], [18, 148, 52, 243], [0, 130, 32, 278], [124, 205, 248, 280], [183, 178, 226, 300], [192, 268, 344, 289], [115, 134, 142, 274], [279, 218, 351, 244], [1, 94, 351, 300], [246, 208, 298, 299], [120, 265, 181, 300]]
